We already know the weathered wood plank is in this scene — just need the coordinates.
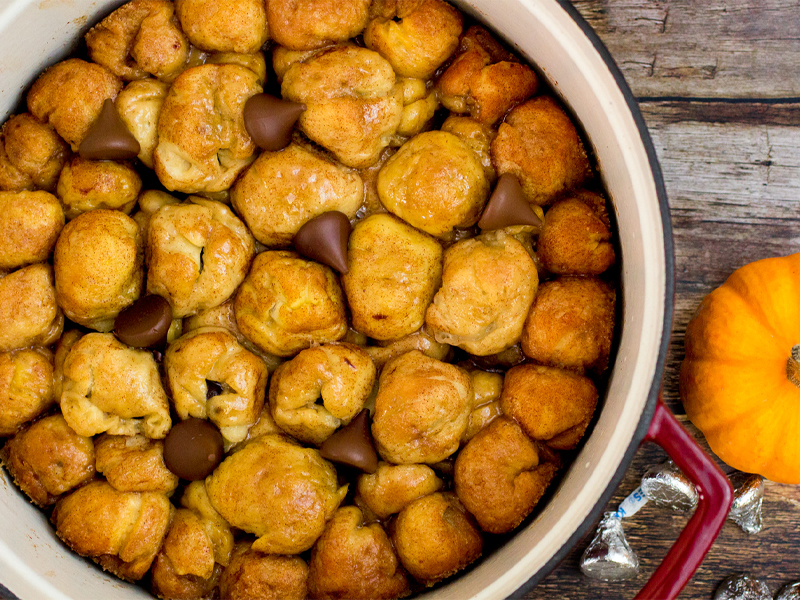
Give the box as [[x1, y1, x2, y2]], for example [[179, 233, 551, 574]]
[[570, 0, 800, 99]]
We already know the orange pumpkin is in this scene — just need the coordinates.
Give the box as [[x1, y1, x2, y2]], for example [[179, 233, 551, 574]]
[[680, 253, 800, 484]]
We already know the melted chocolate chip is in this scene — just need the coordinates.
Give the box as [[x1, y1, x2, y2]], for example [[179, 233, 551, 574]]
[[114, 295, 173, 349], [206, 380, 224, 399], [319, 409, 378, 474], [294, 211, 351, 274], [243, 93, 305, 151], [478, 173, 543, 230], [78, 98, 141, 160], [163, 418, 224, 481]]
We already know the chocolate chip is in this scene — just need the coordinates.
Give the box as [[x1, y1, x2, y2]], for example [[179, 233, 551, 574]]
[[78, 98, 141, 160], [319, 409, 378, 474], [114, 295, 173, 349], [243, 93, 305, 151], [294, 211, 351, 274], [206, 380, 224, 400], [163, 418, 224, 481], [478, 173, 543, 230]]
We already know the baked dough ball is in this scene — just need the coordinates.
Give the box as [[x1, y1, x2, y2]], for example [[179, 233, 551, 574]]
[[491, 96, 592, 206], [154, 64, 262, 193], [57, 157, 142, 219], [538, 192, 615, 275], [268, 0, 370, 50], [147, 198, 255, 317], [206, 434, 347, 554], [175, 0, 268, 54], [365, 0, 463, 80], [501, 363, 598, 450], [53, 330, 83, 401], [372, 351, 473, 464], [234, 251, 347, 357], [132, 189, 181, 245], [377, 131, 490, 238], [392, 492, 482, 585], [60, 332, 171, 439], [272, 45, 329, 84], [116, 79, 170, 169], [85, 0, 189, 82], [181, 479, 235, 565], [425, 230, 538, 356], [269, 343, 375, 445], [521, 277, 616, 374], [454, 417, 559, 533], [365, 329, 450, 370], [357, 462, 443, 519], [165, 327, 268, 444], [219, 542, 309, 600], [0, 113, 69, 192], [281, 46, 403, 168], [52, 480, 173, 582], [27, 58, 123, 151], [231, 143, 364, 246], [438, 26, 538, 126], [395, 77, 439, 139], [308, 506, 410, 600], [54, 209, 143, 331], [343, 214, 442, 341], [0, 191, 63, 270], [0, 263, 63, 352], [0, 347, 55, 437], [463, 370, 503, 442], [441, 115, 496, 182], [95, 434, 178, 494], [0, 414, 95, 507]]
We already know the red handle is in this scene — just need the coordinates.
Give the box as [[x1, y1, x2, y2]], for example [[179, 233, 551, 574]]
[[634, 399, 733, 600]]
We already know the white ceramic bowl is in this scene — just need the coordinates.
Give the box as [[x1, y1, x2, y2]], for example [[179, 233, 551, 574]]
[[0, 1, 674, 598]]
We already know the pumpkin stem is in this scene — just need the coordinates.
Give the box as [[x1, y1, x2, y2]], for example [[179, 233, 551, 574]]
[[787, 345, 800, 387]]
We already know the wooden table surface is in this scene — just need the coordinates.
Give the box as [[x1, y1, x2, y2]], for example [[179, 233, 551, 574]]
[[525, 1, 800, 599]]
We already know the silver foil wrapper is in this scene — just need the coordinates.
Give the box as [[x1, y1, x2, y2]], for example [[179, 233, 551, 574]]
[[713, 573, 771, 600], [580, 512, 638, 581], [727, 472, 764, 534], [776, 582, 800, 600], [641, 459, 698, 512]]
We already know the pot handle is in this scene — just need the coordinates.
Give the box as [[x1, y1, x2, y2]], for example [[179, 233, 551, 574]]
[[634, 399, 733, 600]]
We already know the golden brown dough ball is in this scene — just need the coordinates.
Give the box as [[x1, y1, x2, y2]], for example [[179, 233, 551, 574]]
[[395, 77, 439, 140], [154, 64, 262, 193], [147, 198, 255, 317], [440, 115, 496, 182], [219, 541, 309, 600], [372, 351, 473, 464], [462, 370, 503, 442], [454, 417, 559, 533], [131, 189, 181, 244], [272, 45, 328, 83], [425, 230, 538, 356], [206, 51, 268, 85], [308, 506, 410, 600], [56, 157, 142, 219], [85, 0, 190, 82], [365, 0, 463, 80], [538, 193, 615, 275], [0, 191, 63, 270], [53, 330, 83, 401], [364, 329, 450, 371], [357, 462, 443, 519], [268, 0, 370, 50], [377, 131, 490, 238], [501, 363, 598, 450], [95, 434, 178, 494], [27, 58, 123, 151], [521, 277, 616, 374], [175, 0, 268, 54], [438, 25, 538, 126], [52, 480, 173, 582], [0, 113, 69, 192], [0, 264, 63, 352], [392, 492, 482, 585], [0, 347, 55, 437], [343, 214, 442, 341], [231, 143, 364, 247], [205, 434, 347, 554], [116, 79, 170, 169], [281, 45, 403, 168], [234, 251, 347, 357], [0, 414, 95, 507], [165, 327, 268, 444], [60, 332, 171, 439], [491, 96, 592, 206], [54, 209, 143, 331]]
